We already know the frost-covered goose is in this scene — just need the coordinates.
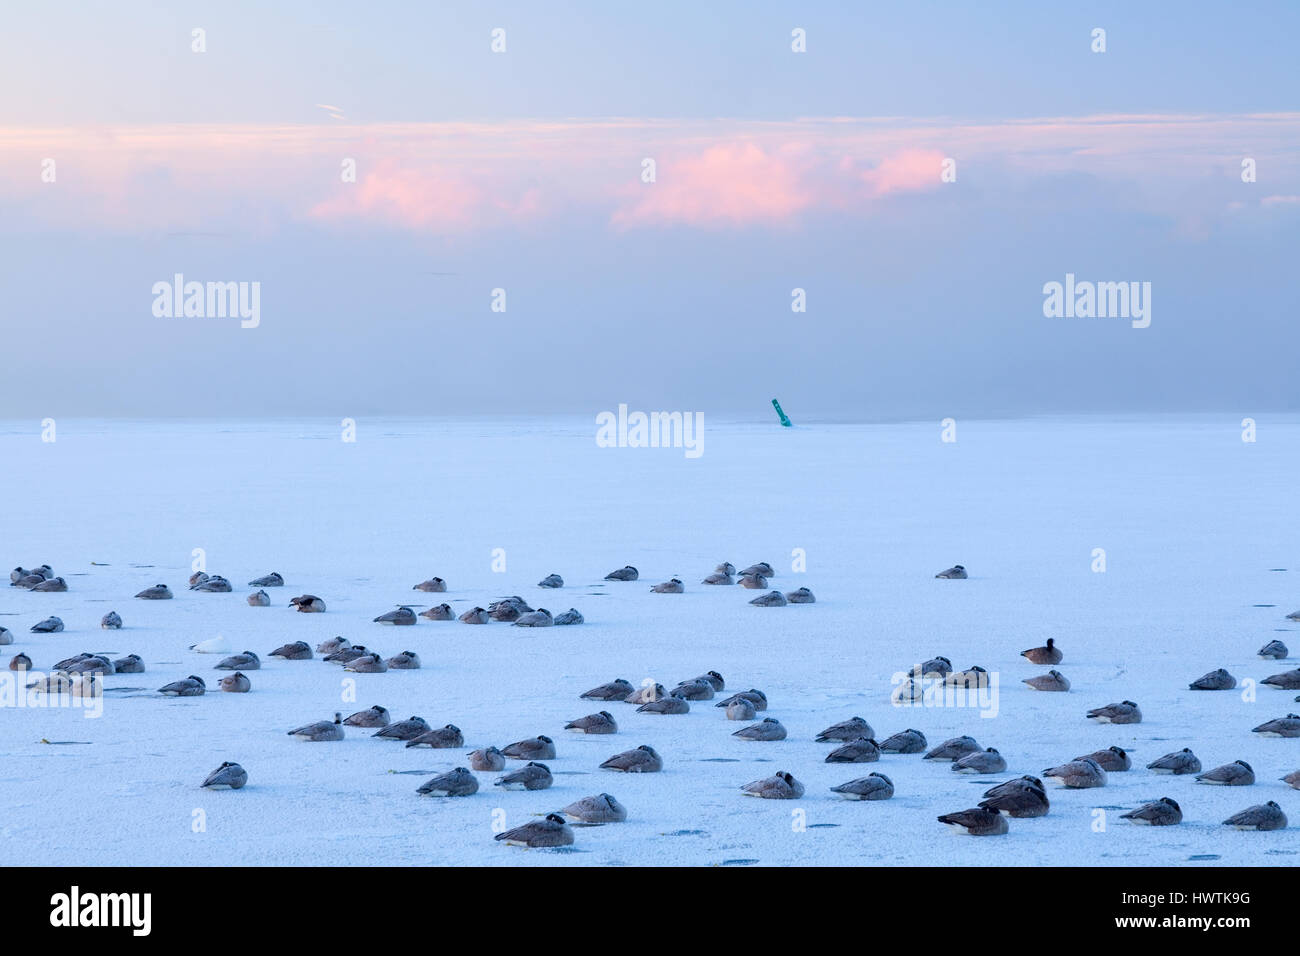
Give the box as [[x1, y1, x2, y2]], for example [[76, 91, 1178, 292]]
[[1023, 670, 1070, 692], [289, 594, 326, 613], [188, 572, 208, 589], [604, 566, 638, 581], [1258, 639, 1288, 660], [750, 590, 787, 607], [100, 611, 122, 630], [8, 652, 32, 671], [825, 738, 881, 763], [716, 689, 767, 711], [979, 781, 1049, 818], [638, 696, 690, 715], [1121, 798, 1182, 826], [324, 645, 370, 664], [201, 762, 248, 790], [651, 578, 684, 594], [816, 717, 875, 742], [1197, 760, 1254, 786], [737, 573, 768, 590], [1222, 802, 1287, 831], [514, 608, 554, 627], [413, 577, 447, 593], [459, 607, 490, 625], [417, 767, 478, 797], [938, 807, 1007, 835], [66, 655, 113, 675], [935, 565, 967, 579], [468, 746, 506, 771], [159, 675, 205, 697], [495, 813, 573, 847], [537, 574, 563, 589], [670, 679, 715, 701], [502, 736, 556, 760], [373, 716, 430, 740], [1021, 638, 1062, 665], [725, 697, 757, 720], [374, 606, 417, 626], [830, 773, 894, 801], [879, 729, 928, 754], [944, 665, 990, 688], [742, 771, 803, 799], [785, 587, 815, 604], [565, 711, 618, 734], [113, 654, 145, 673], [1075, 746, 1131, 772], [953, 748, 1007, 774], [385, 650, 420, 669], [269, 641, 312, 660], [561, 793, 628, 823], [218, 672, 251, 693], [343, 706, 390, 728], [135, 584, 172, 600], [1261, 669, 1300, 690], [31, 576, 68, 592], [924, 736, 981, 761], [600, 745, 662, 773], [344, 653, 387, 673], [715, 562, 737, 576], [734, 717, 787, 742], [740, 563, 774, 579], [247, 589, 271, 607], [248, 572, 284, 587], [553, 608, 584, 625], [420, 603, 455, 621], [287, 712, 344, 741], [194, 575, 233, 592], [917, 656, 953, 678], [494, 762, 554, 791], [406, 724, 464, 749], [692, 671, 725, 691], [625, 683, 668, 705], [1086, 700, 1142, 724], [581, 678, 634, 701], [1252, 713, 1300, 737], [1189, 668, 1236, 691], [702, 571, 734, 585], [316, 636, 349, 654], [1042, 757, 1107, 788], [1147, 748, 1201, 775], [215, 651, 260, 671], [31, 616, 64, 633]]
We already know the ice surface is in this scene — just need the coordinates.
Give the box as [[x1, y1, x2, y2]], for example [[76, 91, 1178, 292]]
[[1, 416, 1297, 866]]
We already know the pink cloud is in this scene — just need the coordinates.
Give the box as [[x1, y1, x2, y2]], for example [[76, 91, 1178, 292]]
[[611, 143, 814, 228], [309, 162, 484, 230], [856, 149, 947, 198]]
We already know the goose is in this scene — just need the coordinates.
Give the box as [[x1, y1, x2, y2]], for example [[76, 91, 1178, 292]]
[[702, 571, 734, 585], [785, 587, 815, 604], [1189, 668, 1236, 691], [1120, 798, 1182, 826], [953, 748, 1007, 774], [935, 565, 967, 579], [201, 762, 248, 790], [1147, 749, 1201, 775], [188, 572, 209, 589], [8, 652, 32, 671], [385, 650, 420, 669], [1021, 638, 1062, 665], [1222, 802, 1287, 831], [651, 578, 684, 594], [937, 807, 1008, 835], [1260, 669, 1300, 691], [739, 563, 774, 578], [733, 718, 787, 742], [715, 689, 767, 711], [560, 793, 628, 823], [1023, 670, 1070, 692], [1086, 701, 1141, 724], [513, 608, 554, 627], [725, 698, 757, 720], [750, 590, 787, 607], [1196, 760, 1255, 786], [494, 762, 554, 791], [324, 645, 370, 665], [816, 717, 875, 742], [373, 606, 417, 626], [829, 773, 894, 801], [100, 611, 123, 630], [417, 767, 478, 797], [944, 666, 991, 688], [1252, 713, 1300, 737], [878, 729, 928, 754], [553, 608, 584, 625], [1258, 639, 1288, 660], [268, 641, 312, 660], [495, 813, 573, 847], [624, 683, 668, 705], [741, 771, 803, 799], [502, 736, 556, 760], [1075, 746, 1131, 772], [406, 724, 464, 749], [31, 616, 64, 633], [373, 716, 430, 740], [979, 782, 1049, 818], [158, 675, 206, 697], [1281, 770, 1300, 790], [214, 651, 260, 671], [112, 654, 145, 673], [0, 626, 12, 645], [670, 679, 715, 701], [604, 566, 638, 581], [343, 706, 390, 728], [537, 574, 564, 589], [458, 607, 490, 625], [600, 745, 663, 773], [65, 655, 114, 675], [218, 672, 251, 693], [315, 636, 349, 655], [916, 656, 953, 678], [737, 573, 768, 590], [581, 678, 634, 701], [565, 711, 618, 734], [287, 713, 344, 741], [419, 603, 455, 621], [289, 594, 326, 613], [193, 575, 233, 592], [924, 736, 981, 761], [31, 576, 68, 592], [413, 577, 447, 593], [692, 671, 725, 691], [344, 653, 387, 673], [715, 562, 737, 576], [135, 584, 172, 600], [247, 572, 284, 587], [468, 747, 506, 772], [825, 738, 880, 763], [638, 697, 690, 715], [1042, 757, 1107, 788]]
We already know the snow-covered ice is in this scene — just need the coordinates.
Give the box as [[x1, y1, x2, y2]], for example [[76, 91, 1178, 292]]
[[1, 416, 1297, 866]]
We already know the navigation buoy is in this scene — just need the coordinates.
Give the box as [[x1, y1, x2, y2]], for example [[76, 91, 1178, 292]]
[[772, 399, 792, 427]]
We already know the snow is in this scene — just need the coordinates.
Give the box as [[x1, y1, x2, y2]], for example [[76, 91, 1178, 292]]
[[1, 416, 1297, 866]]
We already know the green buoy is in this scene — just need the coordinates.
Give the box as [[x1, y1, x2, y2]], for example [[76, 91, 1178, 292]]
[[771, 399, 792, 427]]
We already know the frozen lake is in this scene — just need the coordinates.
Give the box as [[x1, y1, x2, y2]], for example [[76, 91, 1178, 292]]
[[1, 416, 1297, 865]]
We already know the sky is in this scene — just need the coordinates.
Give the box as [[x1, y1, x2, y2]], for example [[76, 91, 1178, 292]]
[[1, 1, 1298, 420]]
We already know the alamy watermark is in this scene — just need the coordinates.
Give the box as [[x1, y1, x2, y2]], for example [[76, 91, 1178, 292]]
[[152, 274, 260, 328], [596, 404, 704, 459], [1042, 273, 1150, 328]]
